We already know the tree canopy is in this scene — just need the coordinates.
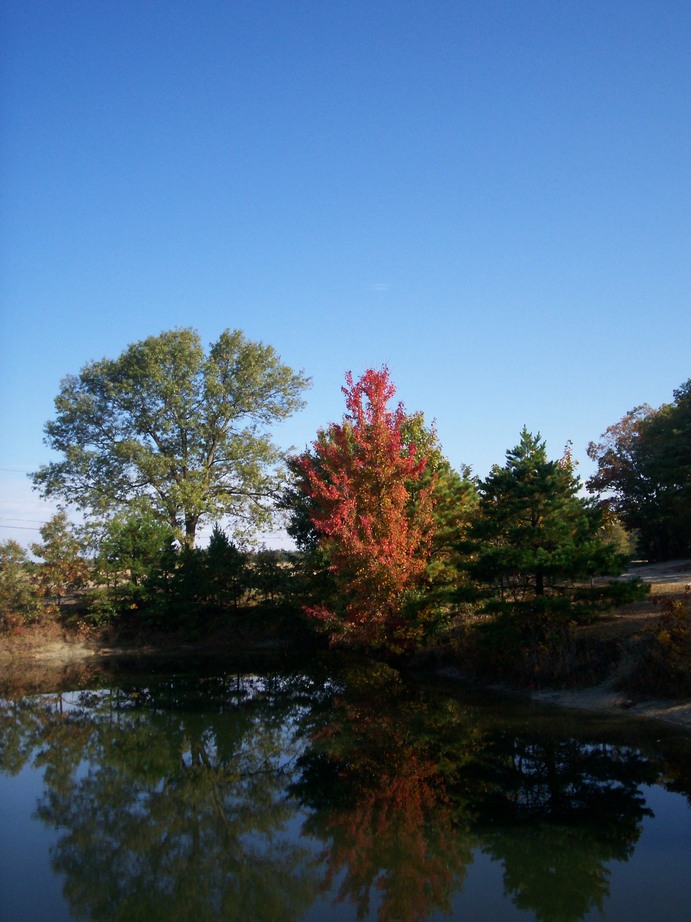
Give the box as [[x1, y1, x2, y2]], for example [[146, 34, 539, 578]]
[[587, 378, 691, 559], [32, 328, 310, 546], [467, 428, 630, 630], [293, 367, 436, 650]]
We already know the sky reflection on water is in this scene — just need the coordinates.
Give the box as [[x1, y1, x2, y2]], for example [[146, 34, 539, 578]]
[[1, 655, 690, 922]]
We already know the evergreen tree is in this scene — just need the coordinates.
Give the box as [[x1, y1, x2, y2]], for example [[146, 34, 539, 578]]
[[202, 525, 248, 612], [467, 429, 635, 634]]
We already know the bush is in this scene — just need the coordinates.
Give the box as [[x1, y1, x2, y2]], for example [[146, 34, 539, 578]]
[[625, 591, 691, 698]]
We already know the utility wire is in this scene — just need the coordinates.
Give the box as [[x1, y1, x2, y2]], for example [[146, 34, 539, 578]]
[[0, 524, 43, 531]]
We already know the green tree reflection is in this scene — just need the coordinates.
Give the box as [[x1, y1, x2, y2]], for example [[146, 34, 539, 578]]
[[464, 731, 657, 921], [6, 672, 321, 922]]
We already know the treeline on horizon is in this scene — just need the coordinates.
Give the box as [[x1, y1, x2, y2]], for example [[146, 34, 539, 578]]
[[1, 329, 689, 688]]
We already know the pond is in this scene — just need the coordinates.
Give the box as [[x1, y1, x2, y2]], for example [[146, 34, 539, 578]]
[[1, 653, 690, 922]]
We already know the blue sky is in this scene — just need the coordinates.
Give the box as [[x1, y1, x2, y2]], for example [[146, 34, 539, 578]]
[[2, 0, 690, 547]]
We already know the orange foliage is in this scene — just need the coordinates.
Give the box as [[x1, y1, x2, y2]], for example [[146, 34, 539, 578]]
[[296, 368, 436, 650]]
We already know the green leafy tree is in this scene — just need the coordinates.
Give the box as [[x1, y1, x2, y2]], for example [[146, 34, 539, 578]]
[[89, 508, 177, 621], [636, 379, 691, 555], [587, 379, 691, 559], [388, 411, 478, 596], [0, 540, 41, 625], [32, 328, 310, 547], [95, 507, 176, 589], [31, 512, 89, 611], [586, 405, 660, 557]]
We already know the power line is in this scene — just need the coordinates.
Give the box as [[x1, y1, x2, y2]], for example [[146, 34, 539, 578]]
[[0, 524, 42, 531]]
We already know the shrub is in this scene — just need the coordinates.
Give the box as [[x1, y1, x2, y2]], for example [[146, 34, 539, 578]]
[[625, 591, 691, 698]]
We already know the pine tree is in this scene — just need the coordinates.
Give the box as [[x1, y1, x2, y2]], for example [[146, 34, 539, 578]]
[[467, 429, 634, 633]]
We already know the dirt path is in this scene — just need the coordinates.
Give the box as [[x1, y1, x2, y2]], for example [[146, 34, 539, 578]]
[[530, 558, 691, 729]]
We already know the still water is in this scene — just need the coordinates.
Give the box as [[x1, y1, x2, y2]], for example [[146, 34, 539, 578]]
[[1, 653, 690, 922]]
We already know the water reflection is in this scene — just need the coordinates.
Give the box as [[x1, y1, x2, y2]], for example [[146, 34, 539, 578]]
[[291, 664, 662, 922], [1, 657, 690, 922], [2, 669, 324, 922], [291, 664, 478, 920], [468, 732, 655, 922]]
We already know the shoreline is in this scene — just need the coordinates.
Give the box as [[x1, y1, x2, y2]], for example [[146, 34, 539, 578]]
[[528, 683, 691, 731], [3, 632, 691, 732]]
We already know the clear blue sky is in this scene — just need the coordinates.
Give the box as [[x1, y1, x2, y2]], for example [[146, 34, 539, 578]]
[[2, 0, 690, 547]]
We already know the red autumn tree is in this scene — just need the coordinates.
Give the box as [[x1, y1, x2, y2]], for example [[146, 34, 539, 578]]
[[295, 367, 436, 650]]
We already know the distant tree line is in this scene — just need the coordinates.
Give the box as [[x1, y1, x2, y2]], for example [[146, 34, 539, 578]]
[[1, 328, 688, 669], [0, 511, 310, 638]]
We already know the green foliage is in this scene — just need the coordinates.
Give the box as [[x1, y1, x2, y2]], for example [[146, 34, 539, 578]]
[[95, 507, 176, 586], [0, 540, 41, 625], [32, 328, 310, 546], [466, 429, 633, 647], [87, 509, 177, 623], [203, 525, 249, 611], [161, 545, 208, 628], [89, 521, 311, 636], [399, 412, 479, 594], [30, 512, 89, 611], [466, 582, 647, 687], [246, 548, 296, 608], [587, 378, 691, 559]]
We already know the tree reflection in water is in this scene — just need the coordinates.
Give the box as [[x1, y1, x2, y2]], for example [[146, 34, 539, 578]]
[[1, 659, 690, 922], [291, 663, 477, 921], [292, 667, 663, 922], [465, 732, 657, 922], [1, 670, 323, 922]]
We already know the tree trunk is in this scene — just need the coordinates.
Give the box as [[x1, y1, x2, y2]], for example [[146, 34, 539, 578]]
[[535, 566, 544, 596], [184, 515, 198, 548]]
